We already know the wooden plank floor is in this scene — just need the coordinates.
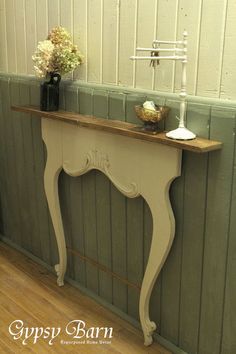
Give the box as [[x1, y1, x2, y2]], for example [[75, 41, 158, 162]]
[[0, 242, 171, 354]]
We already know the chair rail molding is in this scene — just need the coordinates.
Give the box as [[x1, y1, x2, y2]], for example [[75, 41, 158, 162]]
[[11, 105, 222, 346]]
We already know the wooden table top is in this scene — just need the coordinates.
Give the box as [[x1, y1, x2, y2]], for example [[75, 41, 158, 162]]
[[11, 105, 223, 153]]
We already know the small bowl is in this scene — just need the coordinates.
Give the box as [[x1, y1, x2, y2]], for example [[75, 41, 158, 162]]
[[135, 105, 170, 123]]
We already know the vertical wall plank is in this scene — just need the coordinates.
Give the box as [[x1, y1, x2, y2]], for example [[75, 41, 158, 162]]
[[73, 0, 87, 81], [14, 0, 27, 74], [118, 0, 135, 87], [220, 0, 236, 100], [20, 81, 51, 264], [87, 0, 102, 82], [59, 0, 73, 80], [102, 0, 117, 84], [96, 171, 112, 302], [0, 92, 3, 233], [69, 176, 86, 286], [154, 0, 178, 92], [0, 78, 22, 244], [9, 80, 30, 250], [0, 0, 8, 71], [109, 95, 127, 312], [221, 119, 236, 354], [196, 0, 227, 97], [65, 86, 79, 112], [111, 186, 127, 313], [5, 0, 16, 73], [36, 0, 48, 40], [25, 0, 37, 74], [0, 77, 9, 235], [78, 87, 93, 115], [82, 170, 99, 294], [60, 0, 72, 30], [9, 77, 47, 263], [178, 103, 210, 353], [19, 81, 42, 259], [48, 0, 60, 30], [93, 89, 109, 118], [135, 0, 156, 90], [198, 108, 235, 354], [108, 91, 126, 121]]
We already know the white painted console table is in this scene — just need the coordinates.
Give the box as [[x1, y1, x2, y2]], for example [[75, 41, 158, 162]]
[[12, 105, 222, 346]]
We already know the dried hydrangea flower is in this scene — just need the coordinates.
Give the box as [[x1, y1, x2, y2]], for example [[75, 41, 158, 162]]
[[32, 40, 55, 77], [32, 26, 83, 77]]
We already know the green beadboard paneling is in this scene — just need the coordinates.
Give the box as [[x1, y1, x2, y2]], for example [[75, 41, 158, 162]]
[[78, 87, 93, 115], [95, 171, 113, 303], [69, 176, 86, 286], [111, 185, 128, 313], [11, 82, 42, 258], [1, 75, 236, 354], [0, 80, 10, 238], [221, 129, 236, 354], [178, 103, 211, 353], [2, 79, 22, 245], [198, 109, 236, 354], [93, 90, 109, 118], [65, 86, 79, 112], [82, 170, 99, 294], [108, 92, 126, 121]]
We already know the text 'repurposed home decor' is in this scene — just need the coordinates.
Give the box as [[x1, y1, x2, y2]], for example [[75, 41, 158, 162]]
[[32, 26, 83, 111]]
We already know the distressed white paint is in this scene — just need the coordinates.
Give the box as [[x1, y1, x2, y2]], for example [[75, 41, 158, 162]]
[[155, 0, 179, 93], [42, 115, 181, 345], [135, 0, 157, 90], [118, 0, 135, 86], [220, 0, 236, 100], [25, 0, 37, 74], [5, 0, 17, 73], [102, 0, 117, 84], [0, 0, 8, 72], [196, 0, 228, 97], [86, 0, 102, 82], [15, 0, 27, 74], [73, 0, 87, 81], [0, 0, 236, 99]]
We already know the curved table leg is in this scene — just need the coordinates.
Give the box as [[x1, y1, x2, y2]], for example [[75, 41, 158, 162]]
[[44, 163, 66, 286], [42, 120, 67, 286], [140, 184, 176, 345]]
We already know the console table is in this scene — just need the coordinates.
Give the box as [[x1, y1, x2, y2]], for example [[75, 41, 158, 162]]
[[11, 105, 222, 346]]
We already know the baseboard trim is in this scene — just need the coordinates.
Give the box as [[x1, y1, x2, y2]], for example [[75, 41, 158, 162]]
[[0, 235, 187, 354]]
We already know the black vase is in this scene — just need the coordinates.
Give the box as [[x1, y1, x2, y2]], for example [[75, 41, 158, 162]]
[[40, 73, 61, 111]]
